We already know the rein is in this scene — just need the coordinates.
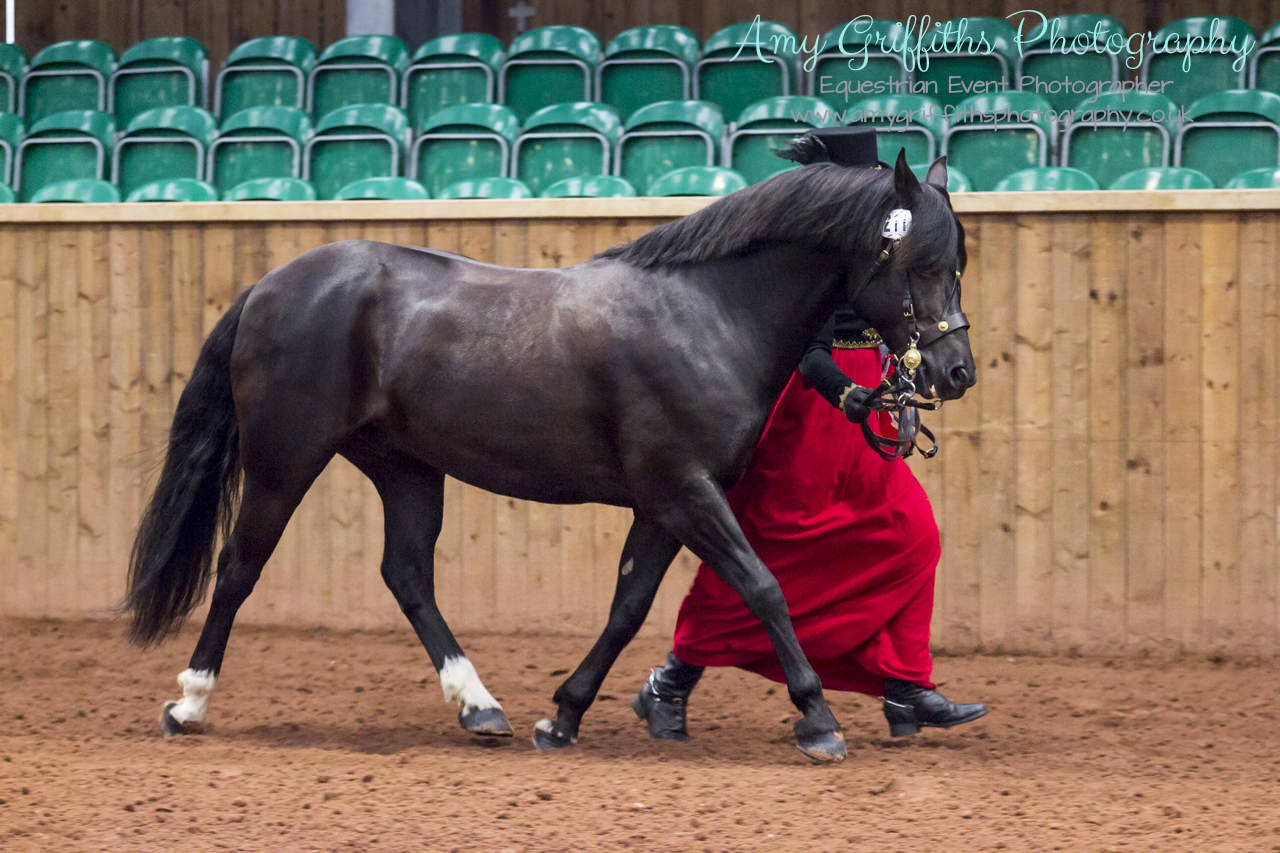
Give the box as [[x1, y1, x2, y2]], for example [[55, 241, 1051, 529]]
[[844, 209, 970, 461]]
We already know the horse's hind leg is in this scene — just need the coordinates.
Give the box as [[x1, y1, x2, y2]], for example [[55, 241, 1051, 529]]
[[533, 515, 681, 749], [655, 477, 845, 762], [357, 453, 511, 737], [160, 467, 325, 735]]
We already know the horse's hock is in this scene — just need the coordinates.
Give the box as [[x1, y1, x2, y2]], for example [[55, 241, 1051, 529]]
[[0, 193, 1276, 657]]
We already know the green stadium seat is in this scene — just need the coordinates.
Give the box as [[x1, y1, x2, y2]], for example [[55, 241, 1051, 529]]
[[994, 166, 1099, 191], [1014, 14, 1124, 112], [540, 174, 635, 197], [0, 183, 13, 203], [15, 109, 114, 201], [437, 176, 531, 199], [0, 44, 27, 114], [304, 102, 408, 199], [647, 165, 747, 196], [222, 176, 316, 201], [0, 112, 22, 186], [109, 37, 208, 126], [1109, 167, 1213, 190], [942, 91, 1054, 190], [1250, 21, 1280, 92], [1175, 89, 1280, 186], [335, 175, 428, 200], [909, 162, 972, 192], [410, 103, 518, 197], [207, 106, 311, 194], [214, 36, 316, 118], [598, 25, 700, 121], [21, 40, 115, 123], [617, 99, 723, 194], [500, 26, 602, 123], [848, 93, 946, 163], [512, 101, 621, 195], [402, 33, 505, 130], [916, 17, 1018, 110], [112, 105, 217, 198], [30, 177, 119, 203], [728, 95, 836, 185], [1061, 91, 1179, 190], [811, 19, 909, 113], [1225, 166, 1280, 187], [1141, 17, 1255, 106], [308, 35, 409, 119], [125, 177, 218, 202], [696, 21, 798, 122]]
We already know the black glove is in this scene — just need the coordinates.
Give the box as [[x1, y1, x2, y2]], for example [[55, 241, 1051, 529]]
[[840, 384, 875, 425]]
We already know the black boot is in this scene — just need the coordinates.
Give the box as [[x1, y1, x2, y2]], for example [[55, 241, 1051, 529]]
[[631, 652, 704, 741], [883, 678, 988, 737]]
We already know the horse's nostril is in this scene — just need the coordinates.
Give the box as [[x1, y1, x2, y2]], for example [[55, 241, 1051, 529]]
[[950, 365, 972, 387]]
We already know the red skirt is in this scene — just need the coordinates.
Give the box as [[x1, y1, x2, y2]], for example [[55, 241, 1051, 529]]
[[672, 347, 939, 696]]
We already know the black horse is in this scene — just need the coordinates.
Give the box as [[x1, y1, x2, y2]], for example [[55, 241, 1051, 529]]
[[125, 149, 973, 761]]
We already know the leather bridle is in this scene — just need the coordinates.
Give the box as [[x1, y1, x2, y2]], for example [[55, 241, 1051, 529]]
[[844, 211, 970, 460]]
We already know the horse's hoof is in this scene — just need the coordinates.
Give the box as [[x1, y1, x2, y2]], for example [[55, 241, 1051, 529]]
[[795, 729, 846, 763], [159, 701, 196, 737], [531, 718, 577, 750], [459, 706, 513, 737]]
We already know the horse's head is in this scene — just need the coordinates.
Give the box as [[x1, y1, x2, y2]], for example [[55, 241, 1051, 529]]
[[850, 152, 975, 402]]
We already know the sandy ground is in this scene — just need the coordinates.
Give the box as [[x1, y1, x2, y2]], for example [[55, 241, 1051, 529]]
[[1, 618, 1278, 852]]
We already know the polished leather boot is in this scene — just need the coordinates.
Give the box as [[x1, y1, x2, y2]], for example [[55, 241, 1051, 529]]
[[631, 652, 704, 741], [883, 678, 988, 737]]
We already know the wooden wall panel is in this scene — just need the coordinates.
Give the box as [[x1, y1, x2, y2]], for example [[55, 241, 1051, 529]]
[[1, 198, 1278, 658]]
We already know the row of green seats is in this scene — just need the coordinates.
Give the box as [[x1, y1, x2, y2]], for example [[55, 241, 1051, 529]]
[[2, 165, 755, 203], [10, 14, 1280, 132], [12, 82, 1280, 202], [990, 165, 1280, 189], [849, 88, 1280, 189]]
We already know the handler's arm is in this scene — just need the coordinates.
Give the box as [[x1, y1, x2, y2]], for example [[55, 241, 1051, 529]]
[[799, 314, 873, 424]]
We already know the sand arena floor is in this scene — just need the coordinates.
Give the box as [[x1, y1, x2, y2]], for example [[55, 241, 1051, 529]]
[[2, 618, 1278, 851]]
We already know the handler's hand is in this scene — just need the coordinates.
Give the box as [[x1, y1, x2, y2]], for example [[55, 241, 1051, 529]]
[[840, 384, 874, 425]]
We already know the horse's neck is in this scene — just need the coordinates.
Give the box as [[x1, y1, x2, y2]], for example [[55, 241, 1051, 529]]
[[692, 242, 846, 366]]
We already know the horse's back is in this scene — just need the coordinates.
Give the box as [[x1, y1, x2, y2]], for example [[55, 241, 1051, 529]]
[[228, 239, 637, 504]]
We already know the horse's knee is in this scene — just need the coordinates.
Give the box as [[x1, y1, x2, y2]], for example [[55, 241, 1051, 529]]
[[741, 578, 789, 624]]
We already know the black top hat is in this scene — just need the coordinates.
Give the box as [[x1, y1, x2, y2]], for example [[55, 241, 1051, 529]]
[[806, 126, 879, 167]]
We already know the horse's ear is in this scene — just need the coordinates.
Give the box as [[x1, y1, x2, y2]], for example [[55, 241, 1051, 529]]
[[893, 149, 920, 201], [924, 156, 948, 191]]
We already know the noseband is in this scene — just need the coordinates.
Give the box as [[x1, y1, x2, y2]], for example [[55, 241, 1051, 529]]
[[845, 208, 970, 461]]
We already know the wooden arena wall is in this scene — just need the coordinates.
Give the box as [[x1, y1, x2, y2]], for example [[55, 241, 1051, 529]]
[[0, 194, 1276, 656]]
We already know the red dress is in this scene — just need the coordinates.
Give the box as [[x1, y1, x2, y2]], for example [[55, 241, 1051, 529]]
[[672, 346, 939, 696]]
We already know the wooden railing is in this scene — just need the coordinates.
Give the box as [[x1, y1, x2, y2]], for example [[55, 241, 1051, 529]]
[[1, 192, 1276, 655]]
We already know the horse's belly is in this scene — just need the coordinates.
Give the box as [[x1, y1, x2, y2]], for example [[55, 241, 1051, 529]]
[[385, 411, 631, 507]]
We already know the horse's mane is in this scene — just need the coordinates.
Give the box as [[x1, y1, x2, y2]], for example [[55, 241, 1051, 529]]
[[596, 162, 895, 268]]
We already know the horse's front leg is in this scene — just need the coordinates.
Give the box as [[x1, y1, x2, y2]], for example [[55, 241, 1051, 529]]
[[657, 474, 845, 762], [533, 514, 681, 749]]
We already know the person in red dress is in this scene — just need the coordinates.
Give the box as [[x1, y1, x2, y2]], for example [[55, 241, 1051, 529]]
[[631, 127, 987, 741]]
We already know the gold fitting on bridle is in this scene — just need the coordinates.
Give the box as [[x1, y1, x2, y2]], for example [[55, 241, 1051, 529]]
[[937, 320, 949, 332]]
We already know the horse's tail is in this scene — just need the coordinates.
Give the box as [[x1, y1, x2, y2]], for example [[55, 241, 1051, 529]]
[[125, 286, 253, 647]]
